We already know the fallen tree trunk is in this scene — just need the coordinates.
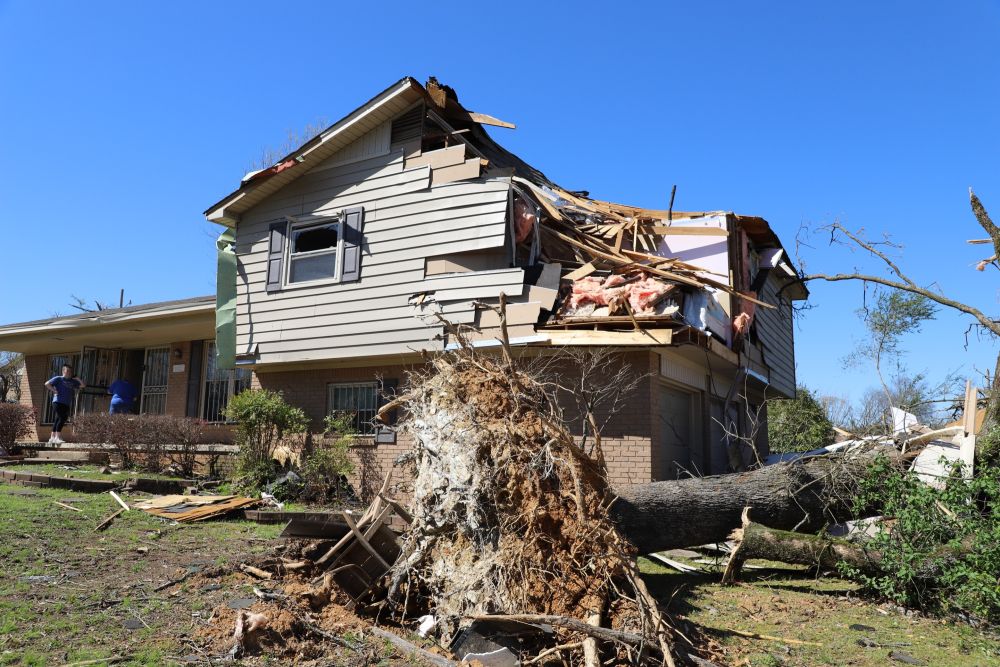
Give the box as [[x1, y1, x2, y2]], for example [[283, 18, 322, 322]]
[[721, 511, 879, 583], [610, 450, 898, 554], [720, 513, 969, 584]]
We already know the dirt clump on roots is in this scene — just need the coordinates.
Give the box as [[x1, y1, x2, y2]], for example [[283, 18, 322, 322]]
[[385, 348, 676, 665]]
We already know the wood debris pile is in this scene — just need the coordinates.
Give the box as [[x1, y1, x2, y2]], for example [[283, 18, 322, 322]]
[[507, 176, 770, 331], [378, 344, 677, 665]]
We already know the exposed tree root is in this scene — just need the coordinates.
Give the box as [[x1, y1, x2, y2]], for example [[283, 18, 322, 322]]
[[383, 345, 678, 665]]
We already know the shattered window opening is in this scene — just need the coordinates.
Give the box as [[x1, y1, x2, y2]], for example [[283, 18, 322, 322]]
[[327, 381, 378, 436], [287, 219, 342, 284]]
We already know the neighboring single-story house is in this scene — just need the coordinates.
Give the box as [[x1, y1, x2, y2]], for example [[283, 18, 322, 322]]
[[0, 296, 248, 443], [1, 76, 807, 493]]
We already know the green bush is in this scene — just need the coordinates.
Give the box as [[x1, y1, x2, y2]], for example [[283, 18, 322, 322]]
[[299, 412, 356, 504], [767, 386, 835, 453], [223, 389, 308, 495], [841, 455, 1000, 622]]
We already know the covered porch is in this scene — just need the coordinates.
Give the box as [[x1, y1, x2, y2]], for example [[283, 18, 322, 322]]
[[0, 296, 248, 442]]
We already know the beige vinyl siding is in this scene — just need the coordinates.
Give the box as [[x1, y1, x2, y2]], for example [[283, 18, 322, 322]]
[[756, 272, 796, 398], [235, 121, 515, 364]]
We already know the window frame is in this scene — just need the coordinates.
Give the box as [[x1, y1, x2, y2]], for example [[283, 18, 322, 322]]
[[326, 381, 380, 438], [284, 216, 344, 288]]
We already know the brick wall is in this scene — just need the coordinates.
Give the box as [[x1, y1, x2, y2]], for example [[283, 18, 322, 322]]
[[164, 341, 192, 418], [255, 350, 661, 497], [20, 354, 50, 441], [255, 363, 418, 502]]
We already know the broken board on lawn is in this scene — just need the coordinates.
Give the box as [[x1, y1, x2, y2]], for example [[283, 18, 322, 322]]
[[133, 494, 262, 522]]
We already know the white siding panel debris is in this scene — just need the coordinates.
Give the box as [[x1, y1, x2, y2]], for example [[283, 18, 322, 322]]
[[235, 140, 515, 363]]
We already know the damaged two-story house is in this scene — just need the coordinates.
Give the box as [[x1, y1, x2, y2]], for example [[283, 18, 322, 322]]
[[202, 76, 808, 489]]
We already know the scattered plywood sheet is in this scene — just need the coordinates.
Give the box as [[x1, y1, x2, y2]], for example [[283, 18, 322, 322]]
[[431, 157, 482, 185], [133, 494, 237, 510], [136, 494, 261, 523], [911, 441, 965, 488]]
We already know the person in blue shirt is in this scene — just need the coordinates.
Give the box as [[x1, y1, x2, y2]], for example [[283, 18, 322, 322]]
[[107, 378, 138, 415], [44, 364, 85, 444]]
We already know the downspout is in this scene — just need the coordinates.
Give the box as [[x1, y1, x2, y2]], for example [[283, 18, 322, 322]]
[[215, 229, 237, 370]]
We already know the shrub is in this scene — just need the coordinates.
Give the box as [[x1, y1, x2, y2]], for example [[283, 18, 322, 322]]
[[767, 386, 835, 453], [0, 403, 34, 450], [841, 455, 1000, 622], [162, 416, 207, 478], [72, 413, 209, 473], [299, 412, 356, 504], [223, 389, 308, 495]]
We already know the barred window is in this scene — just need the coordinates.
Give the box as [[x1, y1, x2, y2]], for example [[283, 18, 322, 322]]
[[327, 382, 378, 436], [202, 341, 252, 422]]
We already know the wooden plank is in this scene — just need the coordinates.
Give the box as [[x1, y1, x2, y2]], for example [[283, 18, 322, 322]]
[[963, 381, 977, 435], [54, 501, 83, 513], [109, 490, 130, 511], [466, 111, 516, 129], [542, 329, 673, 346], [564, 262, 596, 281], [643, 226, 729, 237], [95, 509, 124, 532], [341, 510, 391, 571]]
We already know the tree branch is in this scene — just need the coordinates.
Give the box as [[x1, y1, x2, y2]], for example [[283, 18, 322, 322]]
[[796, 272, 1000, 338], [831, 223, 916, 288]]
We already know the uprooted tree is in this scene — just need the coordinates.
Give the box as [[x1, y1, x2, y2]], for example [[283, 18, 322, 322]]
[[792, 190, 1000, 462], [367, 318, 917, 665]]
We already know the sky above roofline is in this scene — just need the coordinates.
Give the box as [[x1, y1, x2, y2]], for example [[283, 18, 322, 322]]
[[2, 1, 998, 406]]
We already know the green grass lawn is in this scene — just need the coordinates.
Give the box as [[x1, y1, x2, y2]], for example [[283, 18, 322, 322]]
[[640, 555, 1000, 666], [0, 484, 285, 666], [3, 462, 186, 482], [4, 482, 996, 666]]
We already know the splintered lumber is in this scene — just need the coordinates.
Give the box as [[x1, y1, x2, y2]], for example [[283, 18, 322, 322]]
[[95, 508, 124, 532], [368, 627, 457, 667], [54, 501, 83, 513], [136, 495, 262, 523], [564, 261, 597, 281], [109, 490, 130, 511], [240, 564, 273, 580], [610, 449, 901, 555]]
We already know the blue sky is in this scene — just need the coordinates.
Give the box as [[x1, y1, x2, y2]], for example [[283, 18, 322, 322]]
[[1, 1, 998, 406]]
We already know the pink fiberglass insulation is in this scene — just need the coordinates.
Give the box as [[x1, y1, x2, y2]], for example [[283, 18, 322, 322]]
[[564, 274, 675, 316]]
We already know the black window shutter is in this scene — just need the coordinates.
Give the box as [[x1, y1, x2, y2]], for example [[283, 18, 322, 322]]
[[185, 340, 204, 418], [265, 221, 287, 293], [378, 378, 399, 425], [340, 207, 365, 283]]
